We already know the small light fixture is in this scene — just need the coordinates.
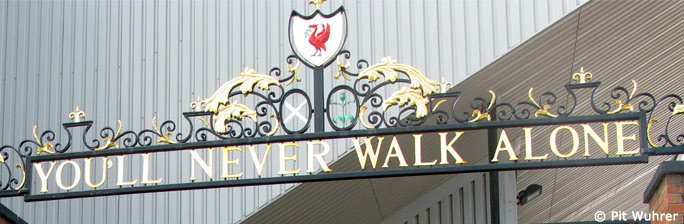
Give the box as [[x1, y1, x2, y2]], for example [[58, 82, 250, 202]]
[[517, 184, 542, 205]]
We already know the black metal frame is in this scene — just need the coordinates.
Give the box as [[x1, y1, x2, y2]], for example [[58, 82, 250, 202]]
[[25, 156, 647, 202], [0, 47, 682, 201], [22, 112, 647, 201]]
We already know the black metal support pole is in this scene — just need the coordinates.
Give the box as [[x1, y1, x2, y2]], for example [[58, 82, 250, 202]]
[[488, 107, 501, 223], [313, 68, 325, 132], [488, 127, 501, 224]]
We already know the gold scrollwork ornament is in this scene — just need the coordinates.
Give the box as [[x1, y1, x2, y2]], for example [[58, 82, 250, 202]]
[[358, 106, 375, 129], [202, 67, 280, 114], [33, 126, 55, 155], [152, 116, 177, 144], [285, 59, 302, 86], [528, 87, 558, 118], [468, 90, 496, 123], [672, 104, 684, 116], [265, 115, 280, 136], [95, 120, 123, 150], [15, 163, 25, 190], [201, 68, 279, 133], [309, 0, 325, 10], [383, 87, 430, 118], [432, 99, 447, 112], [213, 102, 258, 134], [647, 119, 658, 148], [334, 55, 351, 80], [358, 56, 440, 96], [199, 118, 211, 128], [607, 80, 637, 114]]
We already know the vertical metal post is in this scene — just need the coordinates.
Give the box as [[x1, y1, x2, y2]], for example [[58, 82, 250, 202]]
[[488, 108, 500, 224], [313, 68, 325, 132], [488, 127, 500, 224]]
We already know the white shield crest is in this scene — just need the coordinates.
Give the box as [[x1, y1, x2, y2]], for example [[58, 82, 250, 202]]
[[289, 7, 347, 69]]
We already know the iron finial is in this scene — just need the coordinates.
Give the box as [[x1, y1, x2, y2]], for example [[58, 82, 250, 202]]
[[572, 67, 593, 84], [68, 106, 86, 122]]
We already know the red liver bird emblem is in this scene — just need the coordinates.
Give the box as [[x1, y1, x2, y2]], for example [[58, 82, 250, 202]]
[[289, 6, 346, 68], [308, 23, 330, 56]]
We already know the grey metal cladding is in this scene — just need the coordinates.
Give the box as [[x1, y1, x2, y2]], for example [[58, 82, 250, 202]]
[[0, 0, 584, 223]]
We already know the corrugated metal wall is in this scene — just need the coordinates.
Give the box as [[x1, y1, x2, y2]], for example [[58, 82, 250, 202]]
[[0, 0, 585, 223], [379, 173, 492, 224], [516, 0, 684, 222], [376, 170, 518, 224]]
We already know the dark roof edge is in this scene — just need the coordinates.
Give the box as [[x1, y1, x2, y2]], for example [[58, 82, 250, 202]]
[[643, 160, 684, 203], [0, 203, 27, 224]]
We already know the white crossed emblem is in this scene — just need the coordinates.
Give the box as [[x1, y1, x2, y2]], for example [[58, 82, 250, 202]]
[[284, 101, 308, 123]]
